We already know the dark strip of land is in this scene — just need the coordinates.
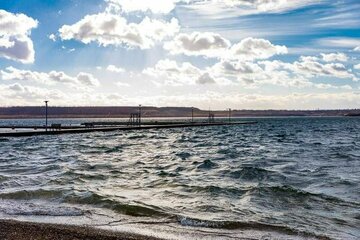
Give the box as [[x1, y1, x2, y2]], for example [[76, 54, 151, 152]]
[[0, 122, 256, 137], [1, 106, 360, 119], [0, 219, 161, 240]]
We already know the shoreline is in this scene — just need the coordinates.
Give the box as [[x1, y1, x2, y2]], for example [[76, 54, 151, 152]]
[[0, 219, 162, 240]]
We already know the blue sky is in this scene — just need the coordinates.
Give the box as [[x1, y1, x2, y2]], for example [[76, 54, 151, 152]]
[[0, 0, 359, 109]]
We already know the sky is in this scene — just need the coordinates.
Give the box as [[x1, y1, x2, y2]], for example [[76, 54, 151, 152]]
[[0, 0, 359, 110]]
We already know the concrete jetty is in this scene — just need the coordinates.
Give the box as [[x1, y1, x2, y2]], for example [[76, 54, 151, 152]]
[[0, 121, 256, 137]]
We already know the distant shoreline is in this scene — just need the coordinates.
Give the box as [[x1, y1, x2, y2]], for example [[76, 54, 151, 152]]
[[0, 106, 359, 119]]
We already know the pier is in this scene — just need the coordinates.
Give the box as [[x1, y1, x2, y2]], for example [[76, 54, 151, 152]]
[[0, 121, 256, 137], [0, 102, 258, 137]]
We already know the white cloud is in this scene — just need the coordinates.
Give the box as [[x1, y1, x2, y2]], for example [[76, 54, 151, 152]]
[[143, 59, 202, 85], [354, 46, 360, 52], [196, 72, 216, 84], [0, 83, 65, 104], [259, 56, 358, 81], [143, 55, 356, 88], [1, 83, 357, 109], [0, 66, 100, 87], [8, 82, 25, 92], [1, 66, 48, 84], [293, 59, 356, 80], [142, 59, 232, 85], [299, 56, 319, 62], [215, 59, 314, 87], [217, 0, 319, 12], [105, 0, 187, 14], [0, 10, 38, 63], [48, 34, 56, 42], [59, 13, 180, 49], [76, 72, 100, 87], [212, 60, 263, 77], [107, 65, 125, 73], [164, 34, 288, 61], [230, 37, 287, 61], [320, 52, 348, 62], [354, 64, 360, 70], [144, 58, 311, 88], [186, 0, 320, 17], [115, 81, 130, 87], [318, 37, 360, 48], [106, 0, 320, 15], [164, 32, 231, 58]]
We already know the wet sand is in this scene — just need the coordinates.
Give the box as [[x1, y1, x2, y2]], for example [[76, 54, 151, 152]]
[[0, 220, 162, 240]]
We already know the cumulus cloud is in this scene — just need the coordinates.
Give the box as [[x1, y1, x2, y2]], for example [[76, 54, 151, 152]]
[[214, 60, 263, 75], [59, 13, 180, 49], [259, 56, 357, 81], [164, 34, 287, 61], [143, 59, 202, 85], [354, 64, 360, 70], [8, 82, 25, 92], [299, 56, 319, 62], [214, 59, 314, 87], [320, 52, 348, 62], [77, 72, 100, 87], [144, 58, 309, 87], [0, 83, 65, 105], [107, 65, 125, 73], [164, 32, 231, 57], [143, 54, 357, 88], [293, 59, 356, 80], [196, 73, 216, 84], [0, 10, 38, 63], [230, 37, 287, 61], [0, 66, 100, 87]]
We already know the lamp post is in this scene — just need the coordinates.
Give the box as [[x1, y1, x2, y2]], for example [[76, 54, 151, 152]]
[[138, 104, 142, 126], [45, 100, 49, 132]]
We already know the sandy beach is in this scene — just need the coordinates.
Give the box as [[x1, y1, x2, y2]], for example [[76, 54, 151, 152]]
[[0, 220, 162, 240]]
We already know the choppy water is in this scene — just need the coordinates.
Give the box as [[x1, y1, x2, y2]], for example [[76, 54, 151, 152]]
[[0, 117, 359, 239]]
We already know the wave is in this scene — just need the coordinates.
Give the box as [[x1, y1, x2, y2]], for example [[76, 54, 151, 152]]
[[0, 175, 8, 182], [175, 151, 191, 160], [0, 199, 84, 216], [177, 216, 331, 239], [104, 145, 124, 153], [197, 160, 218, 169], [0, 189, 66, 200], [127, 134, 147, 140], [249, 185, 360, 208], [63, 192, 170, 218], [229, 166, 286, 181]]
